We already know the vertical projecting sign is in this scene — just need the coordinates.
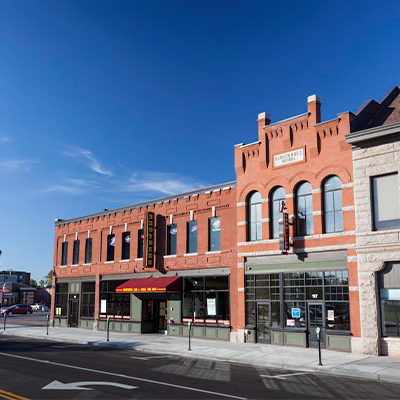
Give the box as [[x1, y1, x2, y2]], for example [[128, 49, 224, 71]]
[[144, 211, 155, 268]]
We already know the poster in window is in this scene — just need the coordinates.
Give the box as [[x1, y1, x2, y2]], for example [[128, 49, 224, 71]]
[[101, 299, 107, 313], [328, 309, 334, 321], [286, 319, 295, 327], [125, 234, 130, 244], [191, 224, 198, 233], [207, 298, 216, 316], [212, 219, 221, 232], [110, 236, 115, 247]]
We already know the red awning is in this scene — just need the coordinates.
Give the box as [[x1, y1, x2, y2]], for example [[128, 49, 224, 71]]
[[115, 277, 181, 293]]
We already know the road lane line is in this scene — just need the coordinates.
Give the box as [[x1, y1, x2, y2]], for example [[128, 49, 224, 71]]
[[0, 352, 247, 400], [260, 372, 310, 380], [0, 389, 30, 400], [130, 355, 174, 360]]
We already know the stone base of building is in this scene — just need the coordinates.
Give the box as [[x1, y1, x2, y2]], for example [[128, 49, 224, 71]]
[[380, 338, 400, 357]]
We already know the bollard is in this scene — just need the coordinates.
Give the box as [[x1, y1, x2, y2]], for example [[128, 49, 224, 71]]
[[46, 314, 50, 335], [3, 313, 6, 331], [188, 320, 192, 351], [316, 327, 322, 366], [107, 317, 110, 342]]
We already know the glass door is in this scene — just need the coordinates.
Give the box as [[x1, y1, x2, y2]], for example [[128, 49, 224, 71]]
[[158, 300, 167, 332], [257, 302, 271, 343], [69, 299, 79, 328], [308, 303, 325, 348]]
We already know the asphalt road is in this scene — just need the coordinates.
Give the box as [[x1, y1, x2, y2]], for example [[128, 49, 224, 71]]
[[0, 335, 400, 400]]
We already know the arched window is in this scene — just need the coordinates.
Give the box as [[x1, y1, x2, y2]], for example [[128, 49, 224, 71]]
[[323, 176, 343, 233], [271, 187, 286, 239], [248, 191, 262, 241], [296, 182, 313, 236]]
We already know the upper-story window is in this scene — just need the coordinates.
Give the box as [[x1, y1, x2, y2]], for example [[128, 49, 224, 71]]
[[167, 224, 177, 255], [209, 217, 221, 251], [85, 238, 92, 264], [121, 231, 130, 260], [323, 176, 343, 233], [248, 191, 262, 241], [271, 187, 286, 239], [61, 242, 68, 266], [187, 220, 198, 253], [137, 229, 144, 258], [73, 240, 80, 265], [372, 173, 400, 230], [296, 182, 313, 236], [106, 234, 115, 261]]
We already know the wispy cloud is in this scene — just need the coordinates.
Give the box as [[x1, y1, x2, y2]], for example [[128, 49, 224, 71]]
[[44, 185, 85, 195], [44, 178, 101, 195], [122, 171, 210, 196], [0, 136, 10, 144], [63, 146, 113, 176], [0, 159, 39, 172]]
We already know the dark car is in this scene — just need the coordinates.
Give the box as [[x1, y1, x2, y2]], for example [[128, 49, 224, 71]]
[[1, 304, 33, 315]]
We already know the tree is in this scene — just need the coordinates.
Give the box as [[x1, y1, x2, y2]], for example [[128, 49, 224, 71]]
[[30, 279, 38, 288], [44, 269, 53, 284]]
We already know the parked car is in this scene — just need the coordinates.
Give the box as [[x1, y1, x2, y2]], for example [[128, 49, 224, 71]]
[[1, 304, 33, 315], [31, 303, 47, 311]]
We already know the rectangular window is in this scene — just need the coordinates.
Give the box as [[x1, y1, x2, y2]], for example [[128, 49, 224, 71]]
[[187, 220, 198, 253], [61, 242, 68, 266], [55, 283, 68, 316], [100, 280, 130, 318], [137, 229, 144, 258], [73, 240, 80, 265], [182, 276, 229, 325], [85, 238, 92, 264], [209, 217, 221, 251], [372, 173, 400, 230], [107, 234, 115, 261], [121, 231, 130, 260], [167, 224, 177, 255], [81, 282, 95, 318]]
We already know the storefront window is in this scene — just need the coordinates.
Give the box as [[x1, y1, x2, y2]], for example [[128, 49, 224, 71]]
[[100, 280, 130, 318], [245, 270, 350, 331], [183, 276, 229, 325], [55, 283, 68, 316], [81, 282, 95, 318], [326, 302, 350, 331], [379, 262, 400, 337]]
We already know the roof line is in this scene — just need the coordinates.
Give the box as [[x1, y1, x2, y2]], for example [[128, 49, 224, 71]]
[[55, 180, 237, 226], [263, 112, 309, 129]]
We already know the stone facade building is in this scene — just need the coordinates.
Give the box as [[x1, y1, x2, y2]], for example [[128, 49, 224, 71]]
[[346, 86, 400, 356]]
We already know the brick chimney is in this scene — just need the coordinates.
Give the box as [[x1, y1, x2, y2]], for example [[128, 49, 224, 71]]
[[307, 95, 321, 126], [258, 112, 271, 140]]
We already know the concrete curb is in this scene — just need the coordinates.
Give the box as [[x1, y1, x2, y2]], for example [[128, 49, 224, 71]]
[[3, 329, 400, 385]]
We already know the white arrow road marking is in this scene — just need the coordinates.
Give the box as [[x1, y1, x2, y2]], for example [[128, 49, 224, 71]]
[[42, 380, 137, 391], [260, 372, 310, 380], [0, 352, 247, 400], [131, 355, 174, 360]]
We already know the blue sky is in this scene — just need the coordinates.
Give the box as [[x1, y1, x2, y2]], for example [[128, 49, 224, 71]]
[[0, 0, 399, 281]]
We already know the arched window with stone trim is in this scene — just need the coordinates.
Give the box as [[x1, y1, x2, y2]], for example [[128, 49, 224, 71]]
[[296, 181, 313, 236], [323, 175, 343, 233], [270, 187, 286, 239], [247, 191, 262, 241]]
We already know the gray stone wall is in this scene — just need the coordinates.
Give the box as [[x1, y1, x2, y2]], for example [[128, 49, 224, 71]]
[[353, 139, 400, 355]]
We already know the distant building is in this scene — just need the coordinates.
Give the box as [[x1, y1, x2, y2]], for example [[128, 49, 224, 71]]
[[0, 270, 35, 306]]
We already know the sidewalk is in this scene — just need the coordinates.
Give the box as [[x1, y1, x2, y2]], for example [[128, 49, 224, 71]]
[[2, 323, 400, 384]]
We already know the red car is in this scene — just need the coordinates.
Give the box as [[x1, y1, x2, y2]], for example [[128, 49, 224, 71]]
[[1, 304, 33, 315]]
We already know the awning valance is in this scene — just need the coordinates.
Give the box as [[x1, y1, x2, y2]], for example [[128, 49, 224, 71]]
[[115, 277, 181, 293]]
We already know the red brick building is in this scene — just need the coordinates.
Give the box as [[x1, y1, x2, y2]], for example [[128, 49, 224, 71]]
[[233, 95, 358, 351], [52, 182, 237, 340]]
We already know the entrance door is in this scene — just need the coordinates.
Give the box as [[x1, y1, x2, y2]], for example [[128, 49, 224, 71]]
[[257, 302, 271, 343], [158, 301, 167, 333], [69, 299, 79, 328], [308, 303, 325, 348]]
